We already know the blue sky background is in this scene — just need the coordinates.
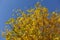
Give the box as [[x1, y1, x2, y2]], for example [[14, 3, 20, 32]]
[[0, 0, 60, 40]]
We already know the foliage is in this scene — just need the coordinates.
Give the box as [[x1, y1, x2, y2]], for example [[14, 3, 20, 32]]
[[2, 2, 60, 40]]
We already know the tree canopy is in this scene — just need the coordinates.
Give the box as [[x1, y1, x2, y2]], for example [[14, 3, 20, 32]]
[[2, 2, 60, 40]]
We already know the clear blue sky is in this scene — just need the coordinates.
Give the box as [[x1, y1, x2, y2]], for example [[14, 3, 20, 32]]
[[0, 0, 60, 40]]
